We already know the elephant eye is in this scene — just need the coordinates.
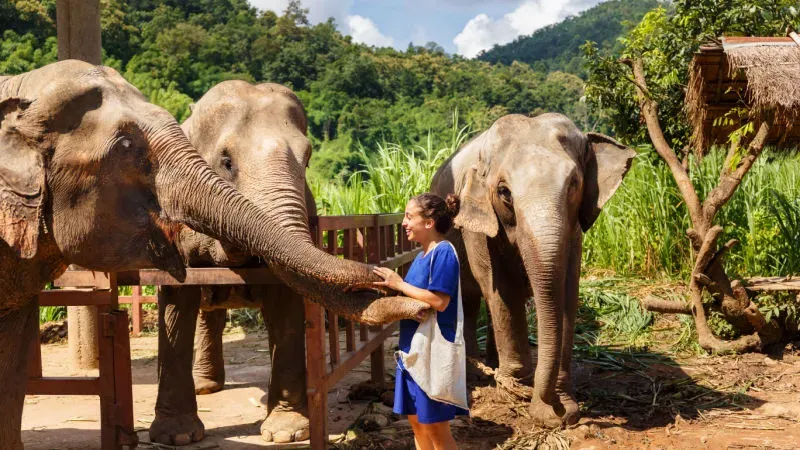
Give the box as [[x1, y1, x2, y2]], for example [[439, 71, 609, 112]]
[[221, 155, 234, 172], [497, 184, 513, 207]]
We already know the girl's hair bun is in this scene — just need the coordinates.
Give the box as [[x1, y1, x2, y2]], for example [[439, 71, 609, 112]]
[[445, 194, 460, 218]]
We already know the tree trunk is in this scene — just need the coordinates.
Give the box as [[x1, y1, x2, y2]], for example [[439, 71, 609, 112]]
[[624, 57, 780, 354]]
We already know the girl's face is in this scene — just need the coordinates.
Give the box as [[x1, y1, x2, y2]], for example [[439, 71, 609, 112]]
[[402, 199, 434, 244]]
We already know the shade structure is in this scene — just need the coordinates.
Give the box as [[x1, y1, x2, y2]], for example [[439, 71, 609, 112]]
[[686, 36, 800, 152]]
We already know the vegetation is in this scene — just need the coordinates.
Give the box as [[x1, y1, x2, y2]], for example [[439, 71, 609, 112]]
[[584, 147, 800, 278], [583, 0, 800, 353], [584, 0, 800, 148], [0, 0, 606, 183], [478, 0, 658, 75]]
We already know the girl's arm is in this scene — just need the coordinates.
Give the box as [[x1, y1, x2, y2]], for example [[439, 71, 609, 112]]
[[372, 267, 451, 312]]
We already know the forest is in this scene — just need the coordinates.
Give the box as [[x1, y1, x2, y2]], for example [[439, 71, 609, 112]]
[[0, 0, 648, 183]]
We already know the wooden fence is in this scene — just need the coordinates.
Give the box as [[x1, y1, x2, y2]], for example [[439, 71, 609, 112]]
[[29, 274, 138, 449], [30, 213, 418, 449]]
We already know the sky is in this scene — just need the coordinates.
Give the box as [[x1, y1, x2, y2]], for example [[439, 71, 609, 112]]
[[247, 0, 606, 58]]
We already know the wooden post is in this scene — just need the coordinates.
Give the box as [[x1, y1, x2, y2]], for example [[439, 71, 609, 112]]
[[131, 286, 143, 336], [97, 306, 115, 449], [58, 0, 104, 372], [342, 229, 356, 352], [305, 298, 328, 450], [56, 0, 102, 64], [366, 220, 385, 388], [111, 309, 138, 447]]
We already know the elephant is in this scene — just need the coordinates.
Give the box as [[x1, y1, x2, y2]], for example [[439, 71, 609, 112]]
[[0, 60, 429, 449], [431, 113, 635, 427], [150, 80, 317, 445]]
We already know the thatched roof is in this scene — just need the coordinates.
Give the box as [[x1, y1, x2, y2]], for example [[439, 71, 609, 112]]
[[686, 36, 800, 151]]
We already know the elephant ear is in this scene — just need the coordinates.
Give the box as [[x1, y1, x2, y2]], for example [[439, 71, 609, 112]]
[[0, 97, 45, 259], [454, 164, 499, 238], [579, 132, 636, 232]]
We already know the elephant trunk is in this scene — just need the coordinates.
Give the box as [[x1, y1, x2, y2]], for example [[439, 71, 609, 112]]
[[151, 127, 429, 324], [520, 215, 567, 408]]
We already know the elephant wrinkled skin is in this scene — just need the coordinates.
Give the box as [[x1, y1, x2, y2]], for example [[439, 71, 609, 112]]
[[0, 60, 429, 449], [432, 113, 635, 427], [152, 81, 317, 445]]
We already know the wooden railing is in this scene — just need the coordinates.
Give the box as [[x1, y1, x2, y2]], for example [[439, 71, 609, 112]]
[[29, 274, 138, 450], [31, 213, 418, 449], [305, 214, 418, 448]]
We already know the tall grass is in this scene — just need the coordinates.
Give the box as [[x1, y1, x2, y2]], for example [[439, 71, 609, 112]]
[[312, 111, 472, 215], [314, 139, 800, 279], [584, 146, 800, 278]]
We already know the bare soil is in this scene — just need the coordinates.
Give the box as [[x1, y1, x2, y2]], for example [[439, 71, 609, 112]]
[[22, 318, 800, 449], [22, 327, 373, 449], [339, 319, 800, 450]]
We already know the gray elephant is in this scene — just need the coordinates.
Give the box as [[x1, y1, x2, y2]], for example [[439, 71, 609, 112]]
[[150, 81, 316, 445], [431, 113, 635, 427], [0, 60, 429, 449]]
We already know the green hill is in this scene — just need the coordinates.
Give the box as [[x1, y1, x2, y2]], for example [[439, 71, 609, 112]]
[[478, 0, 659, 75]]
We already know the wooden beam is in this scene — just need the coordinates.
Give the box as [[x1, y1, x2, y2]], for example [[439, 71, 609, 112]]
[[325, 323, 399, 387], [39, 290, 111, 306], [27, 377, 100, 395], [745, 276, 800, 292]]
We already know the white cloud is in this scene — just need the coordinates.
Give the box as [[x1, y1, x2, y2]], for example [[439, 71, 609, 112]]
[[346, 15, 395, 48], [454, 0, 599, 58], [248, 0, 353, 26]]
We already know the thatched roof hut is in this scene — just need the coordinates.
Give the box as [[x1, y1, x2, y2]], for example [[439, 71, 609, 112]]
[[686, 36, 800, 152]]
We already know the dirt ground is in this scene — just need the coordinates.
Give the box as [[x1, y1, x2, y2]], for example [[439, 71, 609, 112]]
[[22, 327, 373, 449], [22, 319, 800, 450]]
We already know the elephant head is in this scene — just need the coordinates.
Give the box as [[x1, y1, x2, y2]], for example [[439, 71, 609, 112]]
[[177, 80, 315, 268], [434, 113, 635, 424], [0, 60, 428, 323]]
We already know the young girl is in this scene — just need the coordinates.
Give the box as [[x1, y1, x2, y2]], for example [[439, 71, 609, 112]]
[[373, 193, 468, 450]]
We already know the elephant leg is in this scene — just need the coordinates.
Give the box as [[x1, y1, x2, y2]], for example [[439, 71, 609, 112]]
[[486, 290, 533, 380], [461, 278, 481, 359], [150, 286, 204, 446], [0, 298, 37, 449], [484, 306, 499, 368], [260, 284, 309, 443], [193, 308, 227, 395], [464, 232, 532, 379], [556, 233, 582, 425]]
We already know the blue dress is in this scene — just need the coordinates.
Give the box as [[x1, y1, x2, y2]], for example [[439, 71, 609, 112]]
[[393, 241, 470, 423]]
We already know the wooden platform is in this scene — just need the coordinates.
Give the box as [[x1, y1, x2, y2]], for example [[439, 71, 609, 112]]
[[745, 276, 800, 292]]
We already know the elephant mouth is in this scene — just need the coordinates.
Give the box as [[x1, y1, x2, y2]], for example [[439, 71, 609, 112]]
[[146, 211, 187, 281]]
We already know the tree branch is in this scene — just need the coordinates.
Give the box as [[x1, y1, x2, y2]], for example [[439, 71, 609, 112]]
[[702, 121, 771, 222], [623, 58, 704, 229], [642, 296, 691, 314]]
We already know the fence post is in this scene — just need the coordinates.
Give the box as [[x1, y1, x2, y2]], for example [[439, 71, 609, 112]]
[[305, 298, 328, 450], [366, 218, 385, 388], [131, 286, 142, 336]]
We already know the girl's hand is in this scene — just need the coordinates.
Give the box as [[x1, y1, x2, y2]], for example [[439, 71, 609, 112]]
[[372, 267, 403, 291]]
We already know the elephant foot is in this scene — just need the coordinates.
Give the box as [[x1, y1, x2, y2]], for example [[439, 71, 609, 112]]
[[261, 408, 310, 443], [529, 397, 566, 429], [194, 375, 224, 395], [149, 413, 204, 446], [558, 391, 580, 426], [497, 364, 534, 384]]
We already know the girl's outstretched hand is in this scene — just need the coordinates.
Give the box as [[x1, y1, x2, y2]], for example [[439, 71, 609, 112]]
[[372, 266, 403, 291]]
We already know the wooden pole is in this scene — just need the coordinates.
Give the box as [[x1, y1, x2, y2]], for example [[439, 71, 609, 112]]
[[56, 0, 102, 64], [59, 0, 103, 372]]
